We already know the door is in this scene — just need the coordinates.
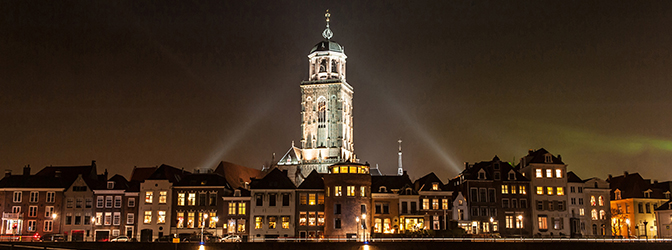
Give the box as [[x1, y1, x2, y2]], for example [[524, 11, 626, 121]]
[[71, 230, 84, 242], [95, 230, 109, 242], [140, 229, 153, 242]]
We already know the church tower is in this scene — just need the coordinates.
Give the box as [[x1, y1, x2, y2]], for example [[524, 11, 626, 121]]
[[277, 10, 356, 185]]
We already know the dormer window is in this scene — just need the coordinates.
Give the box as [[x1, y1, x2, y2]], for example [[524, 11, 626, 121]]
[[107, 181, 114, 189], [665, 192, 670, 199], [405, 188, 412, 195], [615, 190, 622, 200], [508, 171, 516, 180], [494, 163, 500, 170], [478, 169, 486, 180], [379, 186, 387, 193], [545, 155, 552, 163], [644, 190, 652, 198], [432, 183, 439, 191], [234, 190, 241, 197]]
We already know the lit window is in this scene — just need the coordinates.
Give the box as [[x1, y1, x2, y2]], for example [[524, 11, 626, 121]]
[[347, 186, 355, 196], [209, 212, 216, 228], [332, 167, 339, 173], [157, 211, 166, 224], [177, 193, 185, 206], [432, 199, 439, 210], [598, 196, 604, 206], [268, 216, 276, 229], [579, 208, 585, 216], [511, 185, 517, 194], [144, 211, 152, 224], [187, 212, 194, 228], [590, 196, 596, 206], [176, 212, 184, 228], [547, 187, 553, 195], [557, 187, 564, 196], [317, 212, 325, 226], [188, 193, 196, 206], [308, 212, 316, 226], [599, 210, 606, 220], [423, 199, 429, 210], [432, 183, 439, 190], [591, 209, 598, 220], [535, 169, 542, 178], [360, 186, 366, 197], [537, 187, 543, 195], [229, 202, 236, 215], [300, 193, 307, 205], [299, 212, 306, 226], [520, 186, 526, 194], [282, 216, 290, 229], [546, 169, 552, 178], [555, 169, 562, 178], [309, 194, 316, 205], [238, 202, 246, 215], [442, 199, 448, 210], [502, 185, 509, 194], [335, 186, 342, 196], [145, 191, 153, 203], [159, 191, 167, 203], [538, 216, 548, 230], [255, 216, 263, 229]]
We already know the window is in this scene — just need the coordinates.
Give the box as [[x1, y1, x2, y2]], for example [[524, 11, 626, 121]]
[[347, 186, 355, 196], [432, 183, 439, 190], [579, 208, 585, 216], [442, 199, 449, 210], [571, 198, 576, 205], [105, 196, 113, 208], [502, 185, 509, 194], [555, 169, 562, 178], [209, 212, 216, 228], [318, 212, 325, 226], [144, 211, 152, 224], [598, 196, 604, 206], [578, 187, 583, 193], [591, 196, 596, 206], [46, 192, 55, 203], [558, 201, 564, 211], [27, 220, 37, 232], [516, 216, 523, 228], [519, 185, 526, 194], [579, 198, 584, 205], [536, 169, 542, 178], [45, 206, 54, 218], [187, 212, 195, 228], [317, 99, 326, 128], [502, 199, 510, 208], [95, 212, 103, 225], [145, 191, 153, 203], [65, 214, 72, 225], [177, 212, 184, 228], [268, 216, 276, 229], [44, 221, 53, 232], [547, 187, 553, 195], [159, 191, 167, 204], [157, 211, 166, 224], [282, 193, 290, 206], [599, 210, 606, 220], [506, 216, 514, 228], [84, 214, 91, 225], [537, 201, 543, 210], [107, 181, 114, 189], [432, 199, 439, 210], [546, 169, 552, 178], [255, 216, 263, 229], [114, 196, 122, 208], [319, 193, 325, 204], [308, 212, 316, 226], [299, 212, 307, 226], [489, 189, 496, 202], [300, 193, 307, 205], [30, 192, 38, 203], [309, 193, 316, 205], [256, 194, 263, 206], [229, 202, 236, 214], [335, 204, 341, 214], [85, 197, 92, 208], [360, 186, 366, 197], [127, 213, 134, 225], [335, 218, 342, 229], [113, 212, 121, 225], [538, 216, 548, 230], [335, 186, 342, 196], [104, 212, 112, 225], [556, 187, 564, 196], [545, 155, 552, 163], [591, 209, 598, 220], [66, 198, 74, 208], [537, 187, 543, 195], [423, 199, 429, 210], [199, 193, 206, 206], [570, 186, 576, 193], [210, 193, 217, 206], [511, 185, 517, 194], [238, 202, 246, 215], [188, 193, 196, 206], [520, 199, 528, 208], [178, 193, 185, 206], [646, 203, 651, 213], [128, 198, 135, 207], [13, 191, 22, 203], [29, 206, 37, 217], [479, 188, 487, 202], [269, 194, 277, 206]]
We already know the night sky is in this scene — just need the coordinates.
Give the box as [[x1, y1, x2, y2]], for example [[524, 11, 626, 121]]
[[2, 1, 672, 182]]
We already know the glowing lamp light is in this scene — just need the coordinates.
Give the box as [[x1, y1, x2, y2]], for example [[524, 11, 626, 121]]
[[198, 244, 206, 250], [52, 213, 57, 219]]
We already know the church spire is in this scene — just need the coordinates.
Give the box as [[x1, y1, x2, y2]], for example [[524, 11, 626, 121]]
[[322, 9, 333, 40], [398, 139, 404, 176]]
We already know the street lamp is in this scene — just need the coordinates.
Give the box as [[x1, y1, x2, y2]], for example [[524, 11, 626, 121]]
[[489, 217, 494, 238], [201, 213, 208, 244], [626, 219, 630, 239], [356, 217, 360, 241], [517, 215, 523, 238], [361, 214, 366, 242]]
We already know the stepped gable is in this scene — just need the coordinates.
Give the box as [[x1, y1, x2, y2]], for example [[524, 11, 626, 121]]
[[297, 170, 324, 190], [250, 168, 296, 190], [214, 161, 263, 189]]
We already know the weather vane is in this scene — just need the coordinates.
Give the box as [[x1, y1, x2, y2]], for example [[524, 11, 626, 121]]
[[322, 9, 333, 40]]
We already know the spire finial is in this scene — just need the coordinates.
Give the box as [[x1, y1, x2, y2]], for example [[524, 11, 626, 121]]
[[398, 139, 403, 176], [322, 9, 333, 40]]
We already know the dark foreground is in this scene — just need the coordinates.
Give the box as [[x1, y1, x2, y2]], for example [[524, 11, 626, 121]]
[[1, 241, 671, 250]]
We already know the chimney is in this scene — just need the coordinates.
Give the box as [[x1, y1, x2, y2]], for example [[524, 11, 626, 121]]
[[55, 170, 61, 178], [624, 171, 629, 177], [608, 174, 612, 181], [528, 149, 534, 155], [464, 162, 469, 170], [557, 155, 562, 161], [91, 160, 96, 168], [23, 165, 30, 176], [195, 169, 200, 174], [104, 169, 108, 179], [4, 170, 11, 177], [654, 180, 659, 184]]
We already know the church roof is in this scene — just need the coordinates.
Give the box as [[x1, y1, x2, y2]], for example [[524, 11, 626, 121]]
[[278, 145, 302, 165], [297, 170, 324, 189], [310, 40, 344, 54]]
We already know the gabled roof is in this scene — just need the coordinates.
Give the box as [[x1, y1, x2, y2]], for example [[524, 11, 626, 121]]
[[369, 167, 383, 176], [0, 174, 64, 189], [277, 145, 303, 166], [130, 166, 158, 182], [371, 174, 413, 194], [567, 171, 583, 183], [298, 170, 324, 189], [520, 148, 565, 166], [607, 172, 664, 199], [250, 168, 296, 190], [460, 156, 527, 182], [414, 172, 447, 191], [174, 173, 231, 188], [147, 164, 190, 183], [35, 163, 98, 188], [94, 174, 130, 190], [214, 161, 263, 189], [655, 200, 672, 211]]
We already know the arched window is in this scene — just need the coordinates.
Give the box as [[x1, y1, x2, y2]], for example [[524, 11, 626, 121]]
[[598, 196, 604, 206], [591, 209, 598, 220], [592, 224, 597, 235], [601, 224, 606, 235], [317, 97, 326, 128], [599, 210, 605, 220], [331, 60, 338, 73], [319, 60, 327, 73]]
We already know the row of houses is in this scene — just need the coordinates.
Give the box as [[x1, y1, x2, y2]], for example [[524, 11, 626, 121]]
[[1, 148, 671, 241]]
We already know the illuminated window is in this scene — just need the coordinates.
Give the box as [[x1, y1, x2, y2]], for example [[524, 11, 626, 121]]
[[300, 193, 307, 205], [308, 212, 316, 226], [579, 208, 584, 216], [442, 199, 448, 210], [506, 216, 514, 228], [229, 202, 236, 215], [537, 187, 543, 195], [144, 211, 152, 224], [591, 209, 598, 220], [299, 212, 307, 226], [432, 199, 439, 210], [268, 216, 276, 229], [332, 167, 339, 174], [516, 216, 523, 228], [145, 191, 153, 203], [557, 187, 564, 196], [238, 202, 246, 215], [520, 186, 526, 194], [340, 166, 348, 173], [282, 216, 290, 229], [255, 216, 263, 229], [423, 199, 429, 210], [546, 169, 552, 178], [113, 213, 121, 225], [361, 186, 366, 197], [188, 193, 196, 206], [317, 212, 325, 226], [432, 183, 439, 190], [598, 196, 604, 206], [318, 193, 325, 204], [511, 185, 517, 194], [590, 196, 596, 206], [159, 191, 167, 204], [157, 211, 166, 224], [309, 193, 316, 205], [177, 212, 184, 228], [187, 212, 194, 228], [555, 169, 562, 178], [95, 212, 102, 225], [347, 186, 355, 196], [177, 193, 185, 206], [209, 212, 216, 228], [335, 186, 342, 196], [538, 216, 548, 230], [536, 169, 542, 178], [547, 187, 553, 195], [502, 185, 509, 194], [349, 166, 357, 173], [317, 99, 326, 128]]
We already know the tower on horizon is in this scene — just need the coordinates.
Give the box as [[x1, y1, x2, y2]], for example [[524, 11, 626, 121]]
[[278, 10, 356, 185], [398, 139, 403, 176]]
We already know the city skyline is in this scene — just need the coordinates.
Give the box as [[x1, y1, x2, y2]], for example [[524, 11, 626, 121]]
[[2, 1, 672, 182]]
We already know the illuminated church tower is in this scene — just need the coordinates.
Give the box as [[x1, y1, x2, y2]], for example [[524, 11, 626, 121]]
[[278, 10, 356, 184]]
